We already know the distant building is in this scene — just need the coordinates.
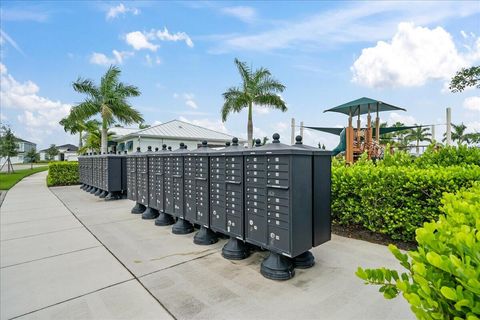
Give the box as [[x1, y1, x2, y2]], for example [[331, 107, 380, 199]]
[[39, 144, 78, 161], [111, 120, 245, 153], [1, 138, 37, 164]]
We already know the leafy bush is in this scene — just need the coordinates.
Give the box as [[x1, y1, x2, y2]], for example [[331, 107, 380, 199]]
[[356, 184, 480, 320], [414, 145, 480, 168], [332, 163, 480, 241], [47, 162, 79, 186]]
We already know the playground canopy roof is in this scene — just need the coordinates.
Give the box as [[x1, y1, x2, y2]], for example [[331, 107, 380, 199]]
[[305, 126, 419, 136], [324, 97, 406, 116]]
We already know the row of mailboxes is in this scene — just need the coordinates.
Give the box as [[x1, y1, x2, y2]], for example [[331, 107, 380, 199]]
[[124, 134, 332, 280], [78, 154, 127, 200]]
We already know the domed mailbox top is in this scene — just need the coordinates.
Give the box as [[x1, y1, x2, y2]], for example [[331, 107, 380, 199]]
[[293, 135, 334, 155], [246, 133, 313, 155]]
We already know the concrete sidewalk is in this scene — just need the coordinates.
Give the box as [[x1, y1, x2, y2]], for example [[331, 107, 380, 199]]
[[0, 172, 172, 320], [1, 172, 413, 320]]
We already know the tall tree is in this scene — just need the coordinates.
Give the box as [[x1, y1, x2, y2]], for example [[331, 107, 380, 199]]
[[449, 66, 480, 92], [443, 123, 469, 146], [79, 125, 114, 154], [221, 58, 287, 146], [45, 144, 59, 161], [69, 65, 143, 154], [405, 125, 431, 155], [0, 125, 18, 173], [25, 148, 40, 169], [59, 115, 87, 149]]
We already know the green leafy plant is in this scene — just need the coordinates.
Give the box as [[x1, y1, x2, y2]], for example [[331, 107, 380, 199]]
[[356, 184, 480, 319], [0, 125, 19, 173], [332, 163, 480, 241], [47, 162, 79, 186], [25, 148, 40, 169]]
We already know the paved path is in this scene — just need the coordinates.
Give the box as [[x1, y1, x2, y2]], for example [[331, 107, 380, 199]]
[[0, 172, 172, 320], [1, 172, 413, 320]]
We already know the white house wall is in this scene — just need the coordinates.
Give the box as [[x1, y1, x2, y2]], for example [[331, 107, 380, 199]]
[[116, 137, 229, 153]]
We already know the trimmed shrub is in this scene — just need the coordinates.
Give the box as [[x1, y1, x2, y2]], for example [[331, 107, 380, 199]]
[[332, 163, 480, 241], [356, 183, 480, 319], [47, 161, 79, 186], [414, 145, 480, 168]]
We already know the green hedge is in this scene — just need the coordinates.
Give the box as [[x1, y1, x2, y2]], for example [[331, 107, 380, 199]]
[[332, 164, 480, 241], [47, 162, 79, 187], [357, 183, 480, 319]]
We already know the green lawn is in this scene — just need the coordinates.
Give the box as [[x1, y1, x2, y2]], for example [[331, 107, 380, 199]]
[[0, 166, 49, 190]]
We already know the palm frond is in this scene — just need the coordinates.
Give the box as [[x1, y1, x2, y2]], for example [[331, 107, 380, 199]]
[[253, 94, 287, 112], [221, 93, 249, 121], [72, 78, 99, 98], [115, 83, 141, 97], [234, 58, 251, 89], [69, 100, 100, 121], [257, 76, 286, 94], [100, 65, 121, 96]]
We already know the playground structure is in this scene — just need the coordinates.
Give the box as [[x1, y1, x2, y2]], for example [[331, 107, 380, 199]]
[[306, 97, 410, 163]]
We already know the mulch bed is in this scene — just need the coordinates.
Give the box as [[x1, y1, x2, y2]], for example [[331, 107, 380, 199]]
[[332, 224, 417, 251]]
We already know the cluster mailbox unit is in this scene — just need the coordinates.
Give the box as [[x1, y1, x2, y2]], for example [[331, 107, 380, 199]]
[[80, 133, 331, 281], [79, 152, 127, 200]]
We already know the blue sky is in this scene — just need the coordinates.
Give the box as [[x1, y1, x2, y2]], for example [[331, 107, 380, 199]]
[[1, 1, 479, 149]]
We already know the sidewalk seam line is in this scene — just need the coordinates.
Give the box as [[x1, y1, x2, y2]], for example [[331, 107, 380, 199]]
[[8, 279, 134, 320], [49, 187, 178, 320], [1, 245, 102, 269], [1, 226, 84, 242]]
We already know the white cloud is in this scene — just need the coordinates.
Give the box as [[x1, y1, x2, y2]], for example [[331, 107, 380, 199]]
[[351, 22, 476, 88], [175, 93, 199, 109], [212, 1, 480, 53], [125, 31, 159, 51], [106, 3, 140, 20], [0, 29, 25, 56], [0, 64, 71, 143], [145, 54, 162, 66], [156, 27, 194, 47], [89, 50, 133, 66], [463, 96, 480, 112], [152, 120, 162, 126], [221, 6, 256, 23], [466, 121, 480, 133], [125, 28, 193, 51], [254, 107, 270, 115], [178, 116, 228, 133], [388, 112, 417, 125]]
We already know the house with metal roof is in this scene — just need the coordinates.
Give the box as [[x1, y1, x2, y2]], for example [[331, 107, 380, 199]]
[[112, 120, 245, 153], [39, 144, 79, 161], [0, 137, 37, 165]]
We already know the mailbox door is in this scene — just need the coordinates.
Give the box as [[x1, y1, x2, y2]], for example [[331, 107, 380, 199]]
[[184, 156, 196, 222], [164, 156, 174, 213], [245, 155, 268, 247], [148, 156, 157, 209], [209, 157, 226, 232], [137, 156, 148, 206], [155, 157, 165, 212], [172, 156, 184, 218], [127, 157, 137, 201], [195, 156, 209, 226]]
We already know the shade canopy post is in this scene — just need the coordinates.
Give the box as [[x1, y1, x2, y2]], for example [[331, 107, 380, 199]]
[[375, 102, 380, 143]]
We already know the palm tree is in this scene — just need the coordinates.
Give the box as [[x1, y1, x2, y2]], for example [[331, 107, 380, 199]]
[[221, 58, 287, 146], [69, 65, 143, 154], [406, 125, 431, 155], [79, 124, 114, 154], [442, 123, 469, 146]]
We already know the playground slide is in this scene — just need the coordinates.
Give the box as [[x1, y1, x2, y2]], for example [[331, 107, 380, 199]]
[[332, 128, 346, 156]]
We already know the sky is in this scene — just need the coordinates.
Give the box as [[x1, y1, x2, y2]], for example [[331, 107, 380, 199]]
[[0, 1, 479, 150]]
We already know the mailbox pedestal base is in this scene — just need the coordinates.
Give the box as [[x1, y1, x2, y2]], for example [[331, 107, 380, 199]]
[[172, 218, 194, 234], [155, 212, 175, 226], [105, 192, 119, 201], [94, 189, 103, 196], [89, 187, 97, 194], [131, 203, 146, 214], [193, 226, 218, 245], [80, 184, 85, 189], [85, 186, 92, 192], [222, 238, 249, 260], [260, 252, 295, 281], [293, 251, 315, 269], [142, 207, 159, 220], [99, 190, 108, 198]]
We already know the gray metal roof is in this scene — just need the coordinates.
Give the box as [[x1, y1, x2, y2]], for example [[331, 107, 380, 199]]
[[116, 119, 245, 142], [109, 127, 139, 138]]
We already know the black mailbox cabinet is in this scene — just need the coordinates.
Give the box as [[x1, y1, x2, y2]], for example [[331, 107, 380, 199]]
[[126, 149, 146, 214], [99, 154, 127, 199]]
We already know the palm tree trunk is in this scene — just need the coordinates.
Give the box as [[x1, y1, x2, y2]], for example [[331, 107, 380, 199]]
[[247, 102, 253, 147], [101, 122, 108, 154], [78, 131, 83, 149]]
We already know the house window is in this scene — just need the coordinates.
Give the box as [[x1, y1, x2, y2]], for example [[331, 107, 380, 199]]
[[126, 141, 133, 151], [118, 142, 125, 152]]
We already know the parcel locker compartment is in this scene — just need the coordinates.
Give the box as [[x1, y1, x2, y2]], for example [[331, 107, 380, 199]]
[[245, 177, 267, 186], [246, 206, 266, 217], [247, 214, 267, 245], [246, 170, 266, 178], [267, 195, 289, 206], [225, 187, 242, 198], [246, 199, 265, 209], [225, 206, 242, 217], [225, 168, 242, 176], [245, 186, 265, 194], [210, 198, 225, 207], [245, 156, 266, 164], [225, 201, 242, 212], [210, 167, 224, 174], [210, 193, 225, 201], [268, 217, 289, 229], [210, 205, 226, 230], [225, 162, 241, 170], [246, 163, 267, 171], [268, 226, 290, 253], [210, 156, 225, 164], [226, 175, 242, 183], [210, 187, 226, 196], [267, 188, 289, 199], [267, 171, 289, 180], [210, 173, 225, 180], [196, 172, 208, 179], [267, 210, 289, 221], [267, 178, 289, 188], [210, 181, 226, 189], [267, 203, 289, 215], [267, 155, 289, 165], [226, 214, 242, 237], [211, 162, 226, 169], [246, 193, 266, 203]]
